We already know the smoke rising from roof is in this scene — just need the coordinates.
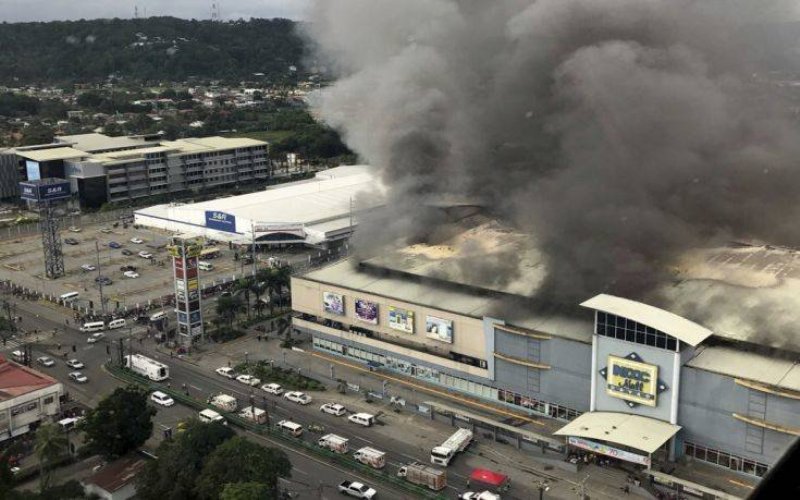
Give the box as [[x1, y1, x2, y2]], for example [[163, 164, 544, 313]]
[[305, 0, 800, 304]]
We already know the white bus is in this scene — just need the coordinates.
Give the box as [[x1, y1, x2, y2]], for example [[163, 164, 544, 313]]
[[124, 354, 169, 381], [79, 321, 105, 333], [60, 291, 80, 303]]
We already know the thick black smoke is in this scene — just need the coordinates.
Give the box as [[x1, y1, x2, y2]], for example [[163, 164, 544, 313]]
[[305, 0, 800, 304]]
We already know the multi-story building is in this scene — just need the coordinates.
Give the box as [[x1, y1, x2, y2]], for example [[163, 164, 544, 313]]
[[0, 133, 269, 207], [0, 355, 64, 442]]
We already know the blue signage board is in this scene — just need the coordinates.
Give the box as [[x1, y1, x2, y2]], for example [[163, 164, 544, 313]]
[[205, 211, 237, 233], [19, 180, 71, 201]]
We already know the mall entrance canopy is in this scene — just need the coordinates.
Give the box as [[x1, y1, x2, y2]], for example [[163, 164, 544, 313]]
[[555, 412, 681, 467]]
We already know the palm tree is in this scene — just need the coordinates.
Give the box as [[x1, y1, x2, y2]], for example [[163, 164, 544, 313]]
[[216, 296, 243, 329], [234, 278, 251, 319], [34, 422, 67, 491]]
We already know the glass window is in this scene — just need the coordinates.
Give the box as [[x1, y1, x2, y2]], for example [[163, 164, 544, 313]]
[[717, 452, 730, 467], [707, 449, 719, 463], [666, 338, 677, 351], [755, 464, 768, 477], [743, 460, 756, 475]]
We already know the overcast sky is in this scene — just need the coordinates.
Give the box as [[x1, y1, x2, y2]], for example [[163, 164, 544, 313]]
[[0, 0, 310, 22]]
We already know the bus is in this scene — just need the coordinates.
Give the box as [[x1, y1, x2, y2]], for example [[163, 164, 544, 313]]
[[200, 247, 221, 259]]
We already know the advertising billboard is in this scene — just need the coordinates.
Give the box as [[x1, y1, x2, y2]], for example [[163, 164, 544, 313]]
[[323, 291, 344, 316], [175, 279, 186, 292], [187, 278, 199, 291], [606, 355, 659, 407], [354, 299, 378, 324], [388, 306, 414, 333], [568, 437, 650, 466], [19, 180, 71, 201], [205, 211, 237, 233], [25, 161, 40, 181], [177, 311, 188, 323], [425, 316, 453, 343]]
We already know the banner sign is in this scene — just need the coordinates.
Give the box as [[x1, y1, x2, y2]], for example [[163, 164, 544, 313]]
[[323, 291, 344, 316], [426, 315, 453, 343], [568, 437, 651, 466], [205, 211, 237, 233], [606, 355, 659, 407], [19, 180, 71, 201], [355, 299, 378, 324], [388, 306, 414, 333]]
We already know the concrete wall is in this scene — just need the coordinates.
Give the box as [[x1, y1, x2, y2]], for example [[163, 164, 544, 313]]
[[292, 277, 488, 361], [679, 367, 797, 465]]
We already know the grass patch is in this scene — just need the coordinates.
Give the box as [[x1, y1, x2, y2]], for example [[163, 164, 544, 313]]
[[235, 360, 326, 391]]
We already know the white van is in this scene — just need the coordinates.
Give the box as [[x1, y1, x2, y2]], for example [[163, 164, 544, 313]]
[[277, 420, 303, 437], [107, 318, 126, 330], [199, 409, 226, 424], [149, 311, 167, 322], [347, 413, 376, 427], [80, 321, 105, 333], [198, 261, 214, 271], [60, 291, 80, 303]]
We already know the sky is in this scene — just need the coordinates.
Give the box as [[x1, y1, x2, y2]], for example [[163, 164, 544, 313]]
[[0, 0, 310, 22]]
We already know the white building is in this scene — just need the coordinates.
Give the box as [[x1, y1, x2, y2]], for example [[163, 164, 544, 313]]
[[0, 355, 64, 442]]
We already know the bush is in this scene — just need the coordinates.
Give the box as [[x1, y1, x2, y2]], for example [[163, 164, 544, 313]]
[[234, 361, 325, 391], [210, 327, 245, 343]]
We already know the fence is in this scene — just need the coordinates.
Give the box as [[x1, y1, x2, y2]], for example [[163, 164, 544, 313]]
[[105, 362, 447, 499], [0, 207, 134, 242]]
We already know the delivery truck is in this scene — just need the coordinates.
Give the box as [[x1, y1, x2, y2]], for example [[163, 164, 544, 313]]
[[431, 428, 473, 466], [353, 447, 386, 469], [397, 462, 447, 491], [208, 393, 238, 412], [317, 433, 349, 454], [238, 406, 268, 424], [124, 354, 169, 381]]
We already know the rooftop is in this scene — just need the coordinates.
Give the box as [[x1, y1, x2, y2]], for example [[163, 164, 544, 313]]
[[56, 133, 151, 153], [0, 355, 60, 402], [15, 147, 87, 162], [82, 455, 147, 493], [685, 345, 800, 393], [554, 411, 681, 454]]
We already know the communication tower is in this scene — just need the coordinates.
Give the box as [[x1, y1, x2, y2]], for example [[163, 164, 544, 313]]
[[19, 179, 71, 279]]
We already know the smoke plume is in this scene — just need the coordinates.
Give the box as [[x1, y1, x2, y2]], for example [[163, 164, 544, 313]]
[[304, 0, 800, 304]]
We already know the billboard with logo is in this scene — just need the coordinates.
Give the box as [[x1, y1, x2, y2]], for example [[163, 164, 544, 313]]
[[388, 306, 414, 333], [606, 355, 659, 407], [19, 180, 71, 201], [425, 316, 453, 343], [323, 292, 344, 316], [355, 299, 378, 324], [205, 211, 237, 233]]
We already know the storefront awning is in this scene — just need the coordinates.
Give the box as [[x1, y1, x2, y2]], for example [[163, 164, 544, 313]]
[[554, 412, 680, 454]]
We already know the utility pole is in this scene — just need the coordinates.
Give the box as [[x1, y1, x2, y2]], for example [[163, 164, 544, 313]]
[[95, 241, 106, 315], [251, 221, 257, 280]]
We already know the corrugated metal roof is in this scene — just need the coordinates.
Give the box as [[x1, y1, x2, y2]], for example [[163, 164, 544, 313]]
[[554, 411, 681, 454], [581, 294, 713, 346], [685, 345, 800, 392]]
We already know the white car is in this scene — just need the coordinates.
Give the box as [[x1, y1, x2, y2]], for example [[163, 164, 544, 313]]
[[320, 403, 347, 416], [80, 264, 96, 272], [66, 359, 84, 369], [36, 356, 55, 367], [138, 251, 153, 259], [68, 226, 82, 232], [123, 270, 140, 278], [459, 492, 501, 500], [68, 371, 88, 383], [215, 367, 235, 379], [130, 237, 144, 244], [87, 332, 105, 343], [236, 374, 261, 386], [284, 391, 312, 405], [261, 383, 284, 395], [150, 391, 175, 407]]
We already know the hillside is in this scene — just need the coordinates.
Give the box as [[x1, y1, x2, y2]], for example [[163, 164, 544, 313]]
[[0, 17, 305, 84]]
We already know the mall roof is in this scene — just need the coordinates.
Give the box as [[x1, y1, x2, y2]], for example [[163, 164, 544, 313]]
[[0, 355, 60, 402], [554, 411, 681, 454], [56, 133, 150, 153], [686, 345, 800, 393], [581, 294, 713, 347], [15, 146, 87, 162]]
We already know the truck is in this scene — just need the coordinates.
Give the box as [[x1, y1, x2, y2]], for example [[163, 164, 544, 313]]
[[459, 492, 501, 500], [317, 433, 349, 454], [124, 354, 169, 381], [337, 480, 377, 499], [353, 447, 386, 469], [208, 393, 238, 412], [431, 428, 473, 466], [238, 406, 268, 424], [397, 462, 447, 491]]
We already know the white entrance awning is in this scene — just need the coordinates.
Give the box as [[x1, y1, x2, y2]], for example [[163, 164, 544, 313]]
[[555, 412, 680, 454]]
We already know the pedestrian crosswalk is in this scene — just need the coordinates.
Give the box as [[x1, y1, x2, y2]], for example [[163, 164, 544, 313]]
[[1, 337, 26, 351]]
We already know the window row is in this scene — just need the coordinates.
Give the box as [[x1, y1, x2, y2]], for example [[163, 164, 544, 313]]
[[596, 312, 678, 351], [684, 441, 768, 478]]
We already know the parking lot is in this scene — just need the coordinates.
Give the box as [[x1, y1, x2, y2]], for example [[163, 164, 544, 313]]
[[0, 214, 317, 314]]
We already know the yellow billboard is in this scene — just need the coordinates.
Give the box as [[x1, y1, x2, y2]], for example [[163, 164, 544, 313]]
[[606, 355, 658, 407]]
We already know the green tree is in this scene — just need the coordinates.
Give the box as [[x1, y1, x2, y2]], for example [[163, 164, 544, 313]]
[[195, 437, 291, 499], [20, 123, 53, 146], [33, 423, 67, 491], [137, 420, 234, 500], [81, 386, 155, 459], [216, 295, 243, 329], [219, 482, 271, 500], [0, 450, 15, 499]]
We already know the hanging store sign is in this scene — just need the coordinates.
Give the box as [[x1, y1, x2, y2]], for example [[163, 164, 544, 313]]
[[600, 353, 668, 408], [205, 211, 237, 233], [568, 437, 651, 466]]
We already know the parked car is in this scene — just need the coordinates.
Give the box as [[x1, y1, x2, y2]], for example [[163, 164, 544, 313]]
[[236, 374, 261, 386], [64, 238, 79, 245], [66, 359, 84, 369], [130, 237, 144, 244], [123, 271, 140, 279], [138, 251, 153, 259], [80, 264, 96, 272], [87, 332, 105, 344], [68, 226, 81, 232], [68, 371, 88, 383], [94, 276, 113, 286], [108, 241, 122, 249], [120, 265, 138, 272], [150, 391, 175, 407], [284, 391, 312, 405], [320, 403, 347, 416], [36, 356, 55, 367], [100, 228, 112, 234], [121, 249, 133, 256], [215, 367, 235, 379], [261, 383, 284, 395]]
